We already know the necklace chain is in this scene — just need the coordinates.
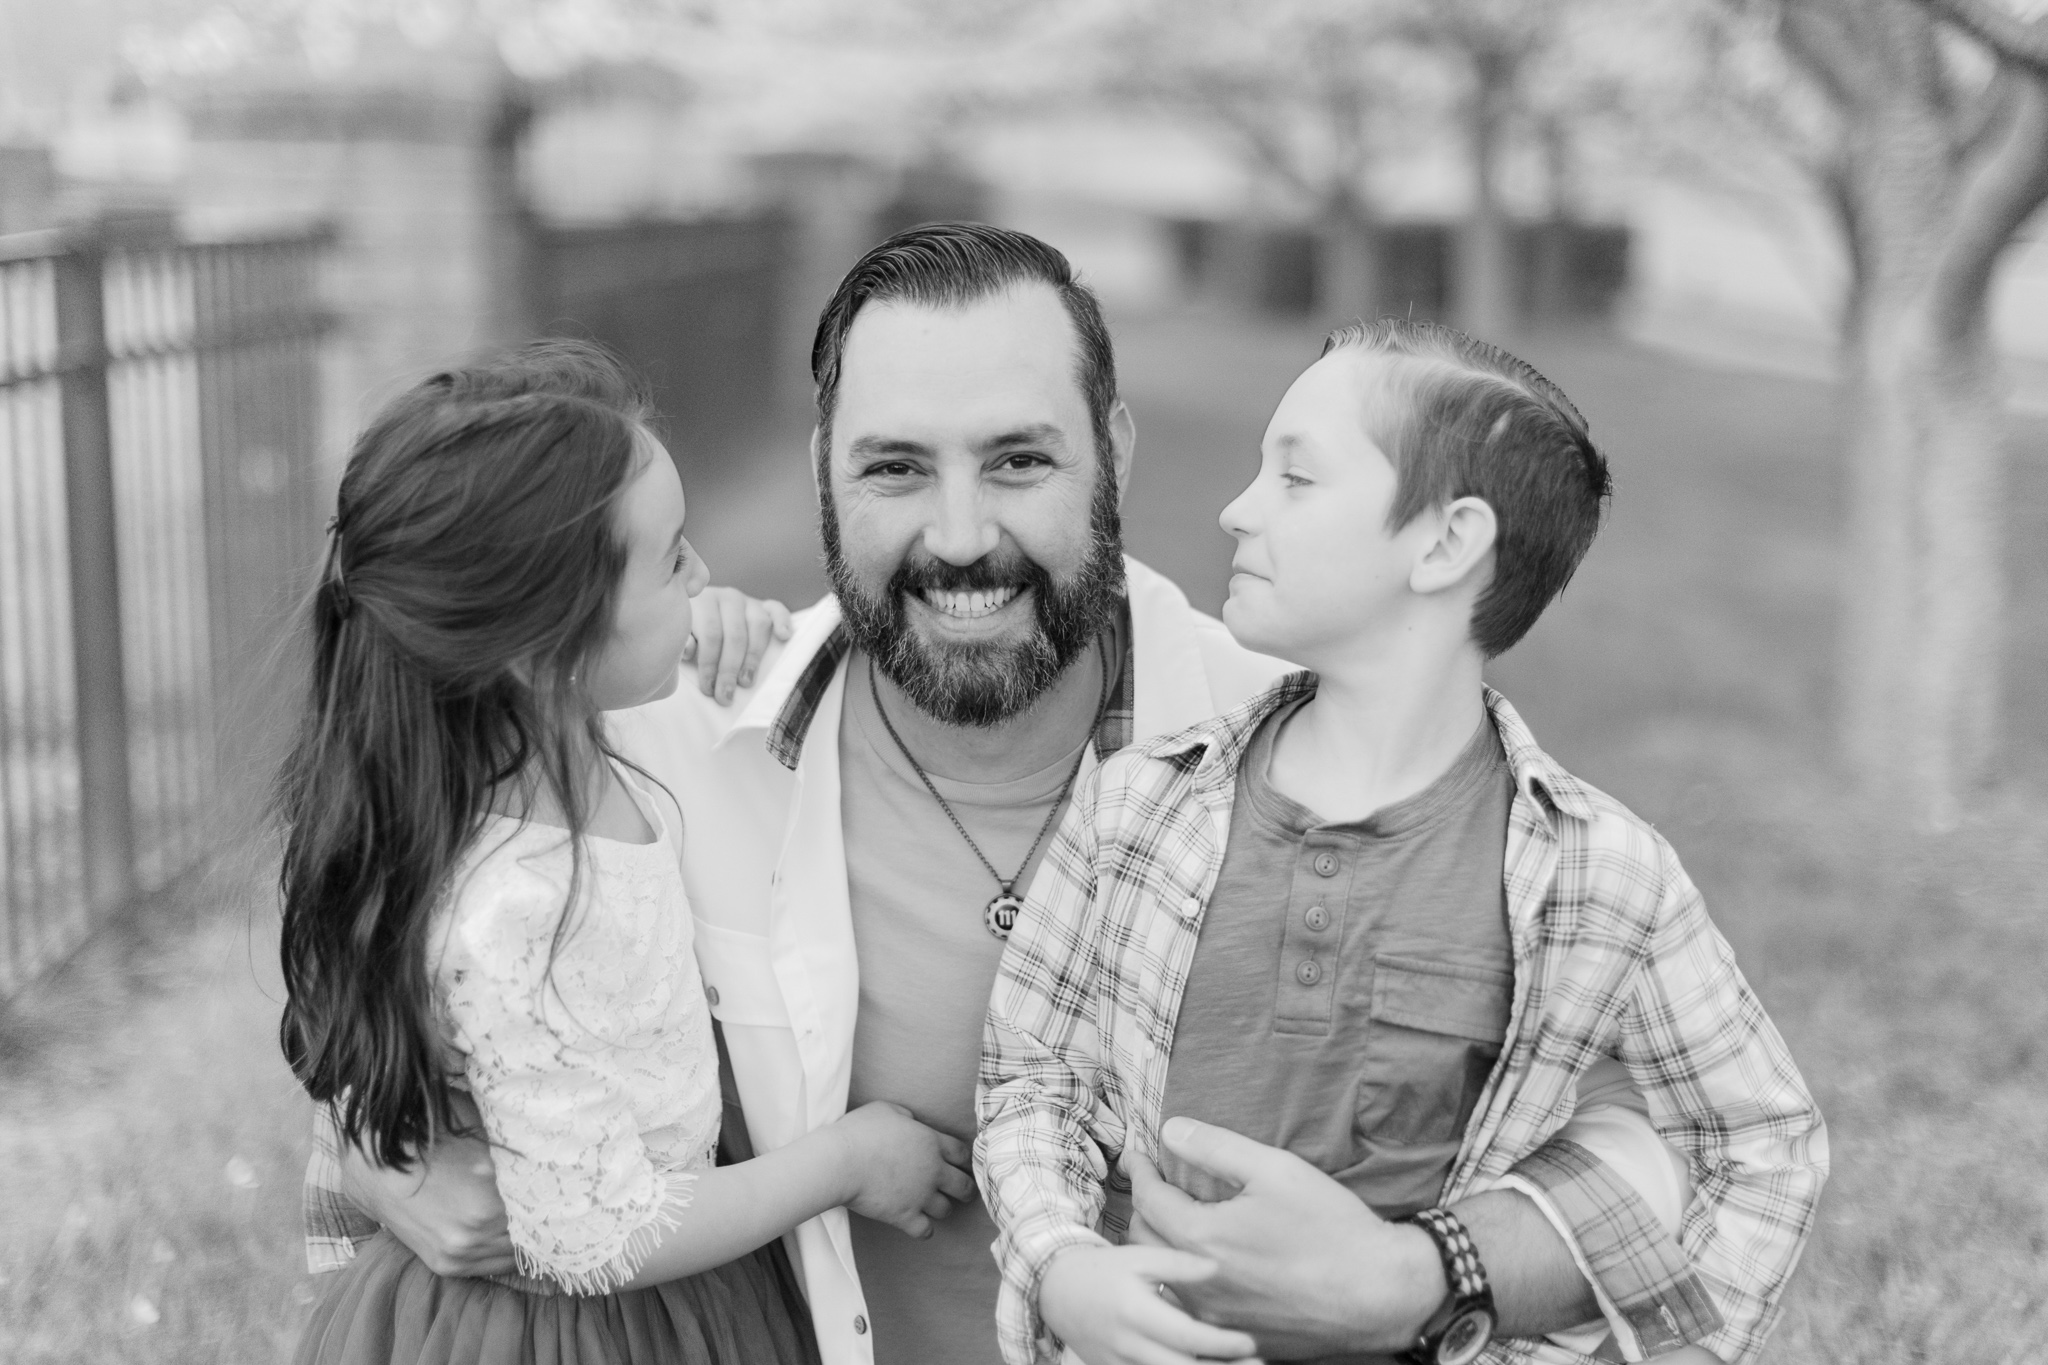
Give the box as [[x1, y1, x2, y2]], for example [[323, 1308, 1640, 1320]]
[[867, 638, 1111, 906]]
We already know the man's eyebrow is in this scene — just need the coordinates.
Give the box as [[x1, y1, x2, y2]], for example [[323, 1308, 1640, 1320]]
[[847, 435, 934, 460], [978, 424, 1067, 451]]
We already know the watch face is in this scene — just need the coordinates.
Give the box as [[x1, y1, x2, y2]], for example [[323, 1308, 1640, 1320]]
[[1438, 1307, 1497, 1365]]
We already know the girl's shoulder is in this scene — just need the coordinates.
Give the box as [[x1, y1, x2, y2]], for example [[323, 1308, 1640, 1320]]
[[430, 818, 576, 978]]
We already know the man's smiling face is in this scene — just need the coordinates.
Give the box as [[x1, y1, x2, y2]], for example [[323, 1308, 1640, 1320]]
[[819, 283, 1125, 727]]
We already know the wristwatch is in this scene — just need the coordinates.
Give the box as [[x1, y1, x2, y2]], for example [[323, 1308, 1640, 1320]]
[[1395, 1206, 1497, 1365]]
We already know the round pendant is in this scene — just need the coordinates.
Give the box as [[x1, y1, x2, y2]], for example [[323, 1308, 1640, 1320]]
[[984, 892, 1027, 940]]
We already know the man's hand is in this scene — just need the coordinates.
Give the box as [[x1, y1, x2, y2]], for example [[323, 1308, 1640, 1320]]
[[685, 587, 793, 705], [1039, 1244, 1262, 1365], [340, 1110, 515, 1277], [1126, 1118, 1443, 1359]]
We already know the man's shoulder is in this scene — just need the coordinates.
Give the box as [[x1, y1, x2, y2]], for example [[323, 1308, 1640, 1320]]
[[1120, 556, 1293, 719], [1184, 609, 1294, 712], [609, 597, 839, 768]]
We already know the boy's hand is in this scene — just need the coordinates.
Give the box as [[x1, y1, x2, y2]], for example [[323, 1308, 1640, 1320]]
[[1039, 1244, 1262, 1365], [1126, 1118, 1442, 1358], [685, 587, 792, 704], [340, 1115, 515, 1277]]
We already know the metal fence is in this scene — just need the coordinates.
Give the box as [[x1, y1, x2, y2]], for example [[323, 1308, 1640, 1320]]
[[0, 227, 328, 1000]]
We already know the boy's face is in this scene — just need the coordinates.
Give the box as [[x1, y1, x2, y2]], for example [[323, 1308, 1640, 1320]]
[[1218, 351, 1442, 664]]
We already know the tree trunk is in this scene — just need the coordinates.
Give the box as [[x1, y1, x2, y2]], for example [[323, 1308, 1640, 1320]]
[[1530, 115, 1576, 324], [1838, 279, 2007, 826], [1456, 57, 1517, 338], [1785, 0, 2048, 824]]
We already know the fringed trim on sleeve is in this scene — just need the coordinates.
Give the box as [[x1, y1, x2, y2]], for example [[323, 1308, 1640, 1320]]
[[512, 1167, 701, 1297]]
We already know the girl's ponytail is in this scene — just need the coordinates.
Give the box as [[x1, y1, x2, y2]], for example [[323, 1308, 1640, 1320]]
[[277, 341, 653, 1169]]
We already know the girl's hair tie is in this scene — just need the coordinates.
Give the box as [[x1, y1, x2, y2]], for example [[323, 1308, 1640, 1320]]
[[324, 514, 354, 619]]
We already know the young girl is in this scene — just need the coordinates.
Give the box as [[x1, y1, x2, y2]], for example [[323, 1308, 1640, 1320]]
[[278, 342, 962, 1365]]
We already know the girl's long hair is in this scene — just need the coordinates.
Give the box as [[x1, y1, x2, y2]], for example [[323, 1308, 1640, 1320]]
[[277, 340, 655, 1169]]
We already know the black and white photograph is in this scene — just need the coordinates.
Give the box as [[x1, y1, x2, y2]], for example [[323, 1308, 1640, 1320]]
[[2, 1, 2046, 1362]]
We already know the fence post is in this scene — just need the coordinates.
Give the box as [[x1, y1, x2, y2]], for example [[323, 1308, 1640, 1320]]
[[53, 237, 135, 916]]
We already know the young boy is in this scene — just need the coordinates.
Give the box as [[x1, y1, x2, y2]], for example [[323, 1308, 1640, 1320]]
[[976, 321, 1827, 1365]]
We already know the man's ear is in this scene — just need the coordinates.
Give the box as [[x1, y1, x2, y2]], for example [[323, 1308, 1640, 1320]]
[[1107, 399, 1136, 502], [1411, 496, 1498, 596], [808, 426, 825, 500]]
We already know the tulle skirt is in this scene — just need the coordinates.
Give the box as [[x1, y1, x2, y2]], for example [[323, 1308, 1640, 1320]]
[[293, 1231, 820, 1365]]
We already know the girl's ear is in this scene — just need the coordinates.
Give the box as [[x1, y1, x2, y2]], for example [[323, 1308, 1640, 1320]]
[[1411, 496, 1498, 596]]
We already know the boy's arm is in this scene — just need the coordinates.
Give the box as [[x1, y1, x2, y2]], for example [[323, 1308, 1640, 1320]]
[[1614, 845, 1829, 1365], [976, 771, 1124, 1365]]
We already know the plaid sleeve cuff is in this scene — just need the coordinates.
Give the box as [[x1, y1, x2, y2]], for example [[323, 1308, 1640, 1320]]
[[304, 1105, 382, 1273], [995, 1219, 1111, 1365], [1509, 1140, 1724, 1356]]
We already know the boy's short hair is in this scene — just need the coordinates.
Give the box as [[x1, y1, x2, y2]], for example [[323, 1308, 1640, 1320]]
[[1322, 317, 1612, 657]]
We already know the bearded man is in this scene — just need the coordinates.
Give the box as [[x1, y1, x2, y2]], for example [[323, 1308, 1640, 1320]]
[[328, 224, 1719, 1365]]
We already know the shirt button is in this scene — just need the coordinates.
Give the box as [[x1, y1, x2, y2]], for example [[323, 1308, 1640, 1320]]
[[705, 985, 721, 1008], [1304, 905, 1330, 932], [853, 1315, 868, 1335], [1296, 959, 1322, 986], [1313, 851, 1339, 877]]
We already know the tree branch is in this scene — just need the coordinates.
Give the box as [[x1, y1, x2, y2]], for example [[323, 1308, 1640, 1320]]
[[1919, 0, 2048, 73], [1933, 73, 2048, 342], [1954, 65, 2020, 160]]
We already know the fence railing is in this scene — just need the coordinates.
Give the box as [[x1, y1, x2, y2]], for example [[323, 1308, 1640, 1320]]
[[0, 226, 328, 1000]]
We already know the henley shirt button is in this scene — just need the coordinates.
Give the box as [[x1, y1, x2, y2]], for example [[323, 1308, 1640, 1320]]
[[1313, 851, 1339, 877], [705, 986, 720, 1008], [853, 1315, 868, 1335], [1296, 959, 1322, 985], [1304, 905, 1330, 932]]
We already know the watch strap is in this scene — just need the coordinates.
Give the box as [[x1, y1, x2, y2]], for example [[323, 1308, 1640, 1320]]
[[1396, 1206, 1496, 1365]]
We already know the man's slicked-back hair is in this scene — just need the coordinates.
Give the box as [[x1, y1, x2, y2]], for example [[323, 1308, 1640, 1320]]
[[1321, 317, 1612, 657], [810, 222, 1118, 472]]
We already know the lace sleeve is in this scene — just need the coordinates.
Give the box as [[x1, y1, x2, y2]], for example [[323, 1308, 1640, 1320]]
[[436, 853, 696, 1295]]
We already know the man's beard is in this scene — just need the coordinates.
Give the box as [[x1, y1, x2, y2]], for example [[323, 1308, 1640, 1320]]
[[821, 467, 1125, 728]]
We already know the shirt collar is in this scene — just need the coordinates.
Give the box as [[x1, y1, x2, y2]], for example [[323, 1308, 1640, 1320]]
[[1483, 686, 1596, 823], [1145, 677, 1598, 825], [1147, 671, 1318, 785]]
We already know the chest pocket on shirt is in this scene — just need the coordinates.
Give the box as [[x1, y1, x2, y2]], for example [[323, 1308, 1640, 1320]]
[[1355, 954, 1512, 1148]]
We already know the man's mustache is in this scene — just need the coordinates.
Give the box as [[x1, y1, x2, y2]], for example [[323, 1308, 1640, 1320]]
[[888, 553, 1052, 599]]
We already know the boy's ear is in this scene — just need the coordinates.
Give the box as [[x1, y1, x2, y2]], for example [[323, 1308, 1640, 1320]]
[[1411, 496, 1498, 596]]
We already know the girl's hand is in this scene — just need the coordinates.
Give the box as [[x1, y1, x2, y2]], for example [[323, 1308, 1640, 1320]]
[[1039, 1244, 1263, 1365], [830, 1101, 976, 1239], [683, 587, 792, 705]]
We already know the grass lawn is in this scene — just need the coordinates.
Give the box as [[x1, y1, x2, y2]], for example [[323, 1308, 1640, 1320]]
[[5, 310, 2045, 1362]]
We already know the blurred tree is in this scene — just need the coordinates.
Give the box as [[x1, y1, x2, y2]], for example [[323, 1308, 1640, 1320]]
[[1726, 0, 2048, 823], [1393, 0, 1566, 336], [1099, 0, 1645, 329], [1101, 0, 1405, 323]]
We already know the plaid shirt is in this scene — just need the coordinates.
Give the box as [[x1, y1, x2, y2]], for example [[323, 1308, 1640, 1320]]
[[977, 676, 1827, 1365]]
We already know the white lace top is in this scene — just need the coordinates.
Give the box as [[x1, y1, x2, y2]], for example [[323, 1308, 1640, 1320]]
[[428, 772, 721, 1295]]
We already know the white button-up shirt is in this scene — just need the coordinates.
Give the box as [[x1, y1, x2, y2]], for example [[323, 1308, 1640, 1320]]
[[607, 558, 1292, 1365]]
